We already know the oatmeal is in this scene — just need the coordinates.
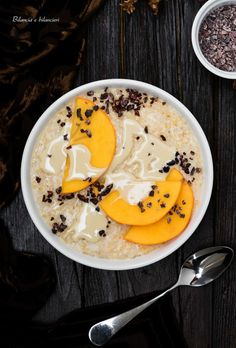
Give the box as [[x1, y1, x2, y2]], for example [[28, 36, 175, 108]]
[[31, 87, 203, 259]]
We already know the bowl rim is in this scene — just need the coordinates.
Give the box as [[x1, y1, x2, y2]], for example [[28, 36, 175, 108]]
[[21, 78, 214, 270], [191, 0, 236, 80]]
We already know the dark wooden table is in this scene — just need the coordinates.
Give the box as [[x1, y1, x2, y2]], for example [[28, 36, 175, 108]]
[[1, 1, 236, 347]]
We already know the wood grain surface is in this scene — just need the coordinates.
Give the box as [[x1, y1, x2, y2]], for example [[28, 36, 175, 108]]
[[1, 1, 236, 347]]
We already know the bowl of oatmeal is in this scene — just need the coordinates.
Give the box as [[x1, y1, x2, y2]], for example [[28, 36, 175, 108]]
[[21, 79, 213, 270]]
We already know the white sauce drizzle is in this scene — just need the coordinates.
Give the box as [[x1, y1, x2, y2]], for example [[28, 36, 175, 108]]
[[126, 133, 176, 180], [69, 204, 107, 242], [105, 172, 154, 205], [108, 119, 143, 172], [40, 123, 71, 175], [108, 119, 176, 180], [65, 144, 105, 181]]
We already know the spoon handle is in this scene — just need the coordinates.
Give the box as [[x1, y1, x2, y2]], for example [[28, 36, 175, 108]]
[[88, 282, 178, 346]]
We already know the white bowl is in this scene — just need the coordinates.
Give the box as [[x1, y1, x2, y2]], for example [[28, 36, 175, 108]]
[[191, 0, 236, 79], [21, 79, 213, 270]]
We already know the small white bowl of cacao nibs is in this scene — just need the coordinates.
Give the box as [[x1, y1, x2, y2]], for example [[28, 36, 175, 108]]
[[192, 0, 236, 79]]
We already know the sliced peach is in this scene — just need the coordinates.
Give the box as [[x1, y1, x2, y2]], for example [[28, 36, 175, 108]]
[[62, 98, 116, 193], [124, 170, 194, 245], [99, 181, 182, 225]]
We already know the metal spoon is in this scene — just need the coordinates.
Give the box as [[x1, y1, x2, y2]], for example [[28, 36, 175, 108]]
[[89, 246, 234, 346]]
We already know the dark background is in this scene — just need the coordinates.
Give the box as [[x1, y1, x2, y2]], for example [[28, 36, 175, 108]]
[[1, 1, 236, 347]]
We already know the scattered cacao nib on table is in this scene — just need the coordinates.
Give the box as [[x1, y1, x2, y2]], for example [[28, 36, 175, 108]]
[[199, 5, 236, 72]]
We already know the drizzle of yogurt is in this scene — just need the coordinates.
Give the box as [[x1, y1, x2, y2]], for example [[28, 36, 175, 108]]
[[108, 119, 143, 172], [108, 118, 176, 180], [40, 125, 71, 174], [105, 172, 154, 205], [69, 204, 108, 242], [126, 133, 176, 180], [65, 144, 105, 181]]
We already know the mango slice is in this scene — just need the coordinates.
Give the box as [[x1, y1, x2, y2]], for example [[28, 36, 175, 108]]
[[166, 167, 184, 181], [99, 181, 182, 226], [62, 98, 116, 193], [124, 169, 194, 245]]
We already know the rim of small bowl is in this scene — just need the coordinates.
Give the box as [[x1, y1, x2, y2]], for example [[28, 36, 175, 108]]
[[21, 79, 213, 270], [191, 0, 236, 79]]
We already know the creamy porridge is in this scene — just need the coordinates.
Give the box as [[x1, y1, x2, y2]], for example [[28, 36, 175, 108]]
[[31, 87, 203, 259]]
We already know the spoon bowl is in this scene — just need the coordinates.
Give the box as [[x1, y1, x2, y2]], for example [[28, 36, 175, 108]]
[[178, 246, 234, 287], [89, 246, 234, 346]]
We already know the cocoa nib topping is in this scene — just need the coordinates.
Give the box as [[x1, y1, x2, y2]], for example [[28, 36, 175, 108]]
[[55, 186, 62, 194], [42, 190, 53, 203], [60, 214, 66, 223], [77, 183, 113, 207], [87, 90, 94, 96], [149, 190, 155, 197], [56, 187, 75, 202], [175, 152, 202, 177], [100, 184, 113, 197], [172, 204, 186, 219], [159, 151, 202, 180], [77, 108, 83, 120], [160, 134, 166, 141], [63, 134, 68, 141], [35, 176, 41, 183], [99, 88, 149, 117], [137, 201, 145, 213], [66, 106, 72, 118], [93, 181, 105, 191], [51, 221, 67, 234], [85, 109, 93, 117], [100, 92, 109, 100], [80, 128, 92, 138], [83, 177, 92, 183], [163, 166, 170, 173], [98, 230, 106, 237], [90, 198, 98, 205], [86, 129, 92, 138], [150, 96, 159, 104], [144, 126, 148, 134], [63, 193, 75, 200], [66, 145, 72, 150], [166, 160, 175, 166], [77, 194, 89, 203], [60, 122, 66, 127], [93, 105, 99, 111]]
